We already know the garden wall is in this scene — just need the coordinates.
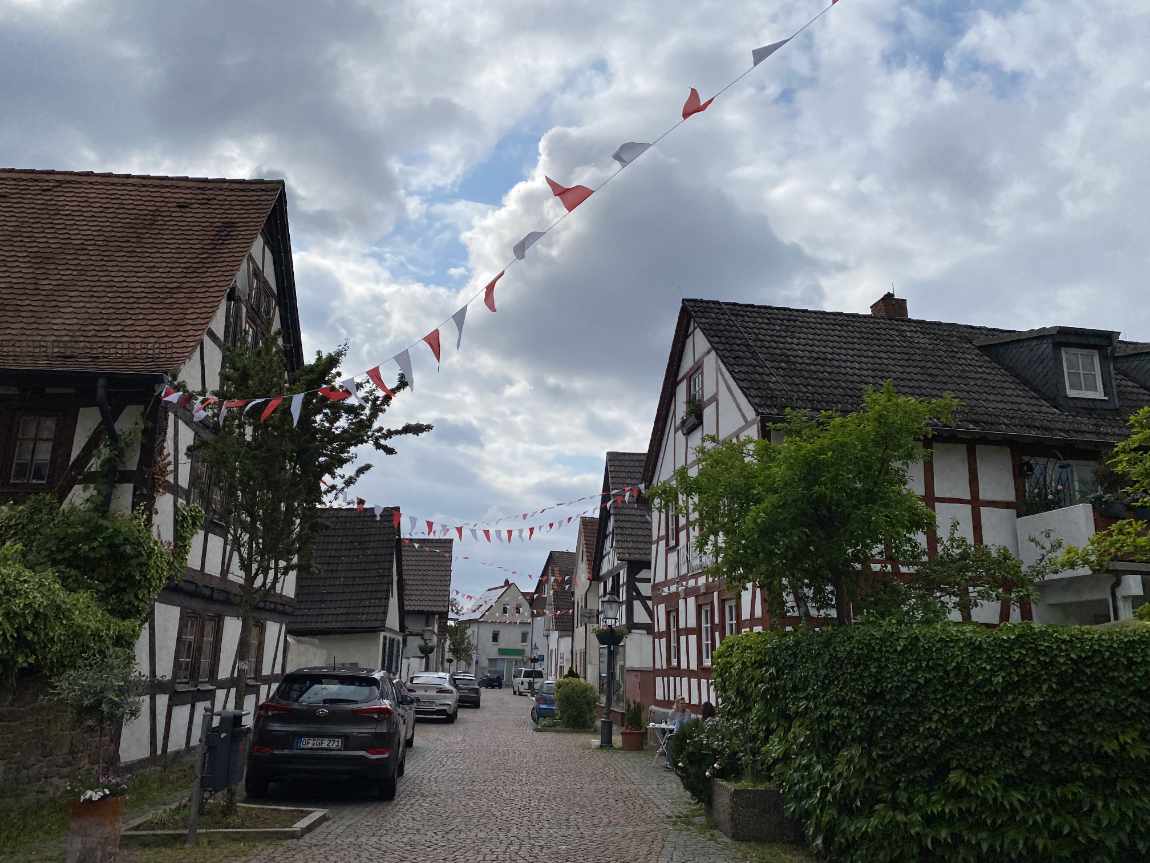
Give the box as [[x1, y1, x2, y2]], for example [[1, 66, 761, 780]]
[[0, 678, 101, 798]]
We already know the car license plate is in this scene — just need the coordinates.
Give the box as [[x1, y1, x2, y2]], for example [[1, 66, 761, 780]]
[[297, 737, 342, 750]]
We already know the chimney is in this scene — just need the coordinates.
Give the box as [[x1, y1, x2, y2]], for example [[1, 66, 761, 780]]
[[870, 291, 908, 319]]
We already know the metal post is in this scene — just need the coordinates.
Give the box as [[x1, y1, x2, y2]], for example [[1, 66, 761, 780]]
[[599, 635, 615, 748], [186, 706, 213, 847]]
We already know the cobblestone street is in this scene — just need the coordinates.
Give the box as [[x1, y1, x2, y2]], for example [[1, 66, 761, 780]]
[[241, 689, 743, 863]]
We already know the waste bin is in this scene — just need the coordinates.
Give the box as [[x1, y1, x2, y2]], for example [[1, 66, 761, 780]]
[[203, 710, 250, 792]]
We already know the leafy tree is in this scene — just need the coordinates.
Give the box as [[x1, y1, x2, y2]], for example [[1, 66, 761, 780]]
[[651, 383, 956, 624], [1063, 407, 1150, 571], [186, 336, 432, 712], [445, 620, 474, 669]]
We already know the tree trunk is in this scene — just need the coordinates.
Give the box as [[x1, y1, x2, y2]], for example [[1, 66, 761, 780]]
[[831, 572, 853, 625], [957, 583, 972, 623]]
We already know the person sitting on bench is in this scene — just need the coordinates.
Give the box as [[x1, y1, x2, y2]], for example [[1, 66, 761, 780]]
[[664, 697, 693, 768]]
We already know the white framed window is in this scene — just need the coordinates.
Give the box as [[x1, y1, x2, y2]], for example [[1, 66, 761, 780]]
[[668, 611, 679, 667], [689, 368, 704, 404], [491, 629, 500, 643], [502, 604, 509, 615], [1062, 348, 1106, 399], [723, 599, 737, 638], [700, 604, 713, 665]]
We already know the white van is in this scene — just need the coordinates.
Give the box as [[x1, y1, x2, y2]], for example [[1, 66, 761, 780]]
[[511, 668, 545, 695]]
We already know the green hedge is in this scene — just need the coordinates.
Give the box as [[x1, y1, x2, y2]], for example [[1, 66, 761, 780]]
[[713, 624, 1150, 863], [555, 678, 597, 729]]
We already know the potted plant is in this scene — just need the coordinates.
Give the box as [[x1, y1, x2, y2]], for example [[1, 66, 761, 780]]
[[593, 625, 627, 647], [678, 399, 704, 434], [621, 701, 646, 750], [54, 648, 146, 862]]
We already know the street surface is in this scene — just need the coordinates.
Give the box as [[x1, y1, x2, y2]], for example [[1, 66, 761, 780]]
[[242, 688, 742, 863]]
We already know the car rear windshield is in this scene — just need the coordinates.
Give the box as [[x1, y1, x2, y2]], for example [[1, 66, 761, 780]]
[[411, 674, 448, 685], [520, 670, 543, 678], [540, 681, 555, 694], [277, 676, 379, 705]]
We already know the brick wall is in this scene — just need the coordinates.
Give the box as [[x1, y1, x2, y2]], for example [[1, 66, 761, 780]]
[[0, 678, 103, 799]]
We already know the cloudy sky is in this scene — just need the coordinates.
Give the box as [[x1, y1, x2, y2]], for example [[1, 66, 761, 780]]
[[4, 0, 1149, 599]]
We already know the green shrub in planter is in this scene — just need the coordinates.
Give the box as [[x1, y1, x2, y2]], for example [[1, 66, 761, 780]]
[[555, 678, 597, 729], [669, 717, 745, 806], [714, 624, 1150, 862]]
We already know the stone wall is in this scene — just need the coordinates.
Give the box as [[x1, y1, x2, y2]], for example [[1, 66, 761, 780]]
[[0, 678, 103, 799]]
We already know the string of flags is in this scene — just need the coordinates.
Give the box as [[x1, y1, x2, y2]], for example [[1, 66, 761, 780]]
[[160, 0, 844, 425]]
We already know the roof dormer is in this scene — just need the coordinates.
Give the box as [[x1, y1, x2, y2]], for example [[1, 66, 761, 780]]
[[976, 327, 1121, 412]]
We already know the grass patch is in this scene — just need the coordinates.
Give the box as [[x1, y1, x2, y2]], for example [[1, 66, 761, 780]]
[[121, 837, 282, 861], [139, 800, 306, 831], [0, 758, 196, 863]]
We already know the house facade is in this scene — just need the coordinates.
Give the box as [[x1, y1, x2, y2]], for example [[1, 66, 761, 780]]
[[644, 294, 1150, 710], [0, 169, 305, 763], [398, 538, 453, 679], [287, 508, 404, 676], [571, 517, 600, 685], [541, 550, 576, 679], [592, 452, 653, 714], [462, 581, 533, 684]]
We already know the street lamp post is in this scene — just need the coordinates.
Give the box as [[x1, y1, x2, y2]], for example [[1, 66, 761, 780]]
[[597, 594, 623, 749]]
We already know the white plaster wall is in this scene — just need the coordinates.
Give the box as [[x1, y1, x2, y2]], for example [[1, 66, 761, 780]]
[[981, 507, 1020, 555], [933, 444, 969, 498], [203, 532, 224, 577], [1017, 504, 1095, 572], [69, 407, 102, 461], [118, 699, 151, 762], [935, 503, 974, 541], [976, 445, 1015, 501], [286, 632, 382, 670], [154, 603, 181, 679], [261, 622, 279, 676], [168, 704, 190, 753], [218, 615, 241, 679], [907, 459, 925, 495]]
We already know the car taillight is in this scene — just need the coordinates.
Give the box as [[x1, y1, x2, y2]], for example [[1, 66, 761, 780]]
[[256, 701, 291, 718], [365, 747, 392, 756], [351, 704, 393, 719], [251, 745, 273, 754], [436, 687, 454, 694]]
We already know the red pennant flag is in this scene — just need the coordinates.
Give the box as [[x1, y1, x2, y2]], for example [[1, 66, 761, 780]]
[[546, 177, 593, 213], [614, 495, 624, 506], [483, 529, 491, 543], [356, 498, 365, 512], [506, 530, 513, 543], [426, 520, 434, 536], [529, 527, 535, 540], [682, 87, 714, 119], [483, 271, 504, 313], [223, 398, 249, 410], [161, 385, 176, 399], [456, 526, 463, 540], [392, 510, 402, 529], [318, 386, 351, 402], [422, 329, 442, 365], [366, 365, 396, 398], [548, 522, 554, 530], [260, 397, 283, 422]]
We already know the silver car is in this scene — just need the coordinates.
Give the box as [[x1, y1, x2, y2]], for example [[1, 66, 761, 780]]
[[408, 672, 459, 722]]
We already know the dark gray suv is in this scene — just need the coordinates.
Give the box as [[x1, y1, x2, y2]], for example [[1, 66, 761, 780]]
[[245, 667, 408, 800]]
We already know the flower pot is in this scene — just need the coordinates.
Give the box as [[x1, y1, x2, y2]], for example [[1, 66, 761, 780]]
[[621, 728, 645, 751], [710, 779, 802, 844], [66, 796, 125, 863]]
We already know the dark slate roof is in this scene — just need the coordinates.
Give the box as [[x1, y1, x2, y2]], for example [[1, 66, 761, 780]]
[[603, 452, 652, 563], [291, 508, 398, 633], [399, 538, 453, 614], [541, 550, 576, 635], [0, 168, 295, 374], [645, 299, 1150, 481], [577, 517, 599, 582]]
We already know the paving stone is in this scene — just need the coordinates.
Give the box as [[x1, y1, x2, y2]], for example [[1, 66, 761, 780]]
[[240, 691, 738, 863]]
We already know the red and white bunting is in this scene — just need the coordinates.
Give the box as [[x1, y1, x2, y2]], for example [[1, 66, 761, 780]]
[[422, 329, 442, 366], [546, 176, 593, 213], [681, 87, 715, 119]]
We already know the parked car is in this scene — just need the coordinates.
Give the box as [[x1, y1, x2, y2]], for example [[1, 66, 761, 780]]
[[512, 667, 545, 695], [246, 667, 407, 801], [478, 672, 503, 689], [530, 680, 557, 723], [451, 673, 481, 708], [408, 671, 459, 722], [388, 673, 417, 748]]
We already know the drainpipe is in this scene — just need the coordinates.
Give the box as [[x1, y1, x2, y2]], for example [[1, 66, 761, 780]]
[[1110, 573, 1123, 622], [95, 376, 122, 513]]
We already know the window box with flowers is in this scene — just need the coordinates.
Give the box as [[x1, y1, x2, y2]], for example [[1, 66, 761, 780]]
[[679, 399, 704, 435]]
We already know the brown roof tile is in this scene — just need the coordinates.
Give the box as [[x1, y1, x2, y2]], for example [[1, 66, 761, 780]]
[[400, 538, 453, 614], [0, 169, 283, 373]]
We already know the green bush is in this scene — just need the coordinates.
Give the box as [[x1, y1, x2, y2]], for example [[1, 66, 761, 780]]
[[0, 545, 136, 681], [714, 624, 1150, 862], [669, 717, 744, 805], [555, 678, 597, 729]]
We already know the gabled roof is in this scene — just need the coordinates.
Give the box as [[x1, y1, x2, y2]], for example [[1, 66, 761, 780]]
[[540, 550, 576, 636], [644, 299, 1150, 482], [399, 539, 453, 614], [290, 508, 399, 634], [0, 168, 294, 374], [460, 581, 529, 622], [600, 452, 651, 563], [576, 517, 599, 583]]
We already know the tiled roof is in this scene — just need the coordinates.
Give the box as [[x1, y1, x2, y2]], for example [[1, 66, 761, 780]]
[[577, 517, 599, 582], [645, 299, 1150, 481], [542, 550, 576, 635], [290, 508, 398, 633], [399, 538, 453, 614], [0, 169, 283, 373], [604, 452, 652, 562]]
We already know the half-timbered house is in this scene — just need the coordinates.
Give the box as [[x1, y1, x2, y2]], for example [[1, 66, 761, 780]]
[[644, 293, 1150, 710], [0, 168, 304, 763], [591, 452, 653, 713], [571, 516, 600, 683]]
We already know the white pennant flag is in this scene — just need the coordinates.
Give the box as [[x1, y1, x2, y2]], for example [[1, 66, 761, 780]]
[[394, 350, 414, 391], [339, 377, 359, 406], [519, 528, 525, 542], [408, 515, 417, 535], [612, 141, 651, 167], [752, 38, 790, 67], [495, 530, 503, 543], [161, 389, 183, 405], [513, 231, 545, 261], [451, 306, 468, 350], [373, 505, 384, 520], [470, 528, 479, 542], [244, 398, 268, 417], [290, 393, 305, 427]]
